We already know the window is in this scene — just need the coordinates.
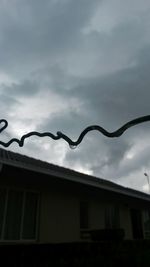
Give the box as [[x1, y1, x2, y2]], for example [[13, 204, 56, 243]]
[[105, 204, 120, 229], [143, 210, 150, 239], [0, 187, 39, 242], [0, 188, 6, 237], [4, 190, 23, 240], [130, 209, 143, 239], [80, 201, 89, 229]]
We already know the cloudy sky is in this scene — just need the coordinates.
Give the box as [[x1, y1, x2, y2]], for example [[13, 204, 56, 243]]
[[0, 0, 150, 193]]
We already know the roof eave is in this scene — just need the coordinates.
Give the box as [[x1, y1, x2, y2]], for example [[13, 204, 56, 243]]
[[1, 159, 150, 202]]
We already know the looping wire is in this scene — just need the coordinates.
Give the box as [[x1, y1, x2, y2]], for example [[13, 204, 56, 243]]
[[0, 115, 150, 148]]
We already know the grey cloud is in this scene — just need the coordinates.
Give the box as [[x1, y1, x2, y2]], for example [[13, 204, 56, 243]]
[[2, 79, 40, 97], [0, 93, 21, 143], [37, 47, 150, 183], [64, 133, 132, 179], [0, 93, 20, 118], [31, 44, 150, 182], [0, 0, 150, 191], [0, 93, 19, 107], [0, 0, 100, 76], [66, 46, 150, 129], [32, 64, 78, 95], [102, 139, 132, 167], [115, 143, 150, 179], [37, 108, 89, 139]]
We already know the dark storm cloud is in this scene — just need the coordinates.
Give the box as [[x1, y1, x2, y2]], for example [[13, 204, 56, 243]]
[[64, 45, 150, 128], [2, 79, 40, 97], [0, 92, 20, 118], [32, 42, 150, 183], [0, 0, 100, 76], [0, 0, 150, 191], [117, 145, 150, 179], [0, 93, 19, 107], [37, 42, 150, 182], [63, 133, 133, 179]]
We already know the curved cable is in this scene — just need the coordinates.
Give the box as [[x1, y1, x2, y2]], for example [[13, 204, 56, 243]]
[[0, 115, 150, 148]]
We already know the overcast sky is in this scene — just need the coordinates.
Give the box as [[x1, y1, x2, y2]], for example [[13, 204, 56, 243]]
[[0, 0, 150, 193]]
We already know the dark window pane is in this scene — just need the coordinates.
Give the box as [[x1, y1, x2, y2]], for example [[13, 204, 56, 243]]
[[80, 201, 89, 229], [105, 205, 120, 229], [0, 188, 6, 238], [143, 210, 150, 238], [143, 210, 150, 231], [22, 192, 38, 240], [105, 206, 111, 228], [4, 190, 23, 240], [112, 206, 120, 228], [130, 209, 143, 239]]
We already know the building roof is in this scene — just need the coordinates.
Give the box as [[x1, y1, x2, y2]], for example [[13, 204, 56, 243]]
[[0, 147, 150, 202]]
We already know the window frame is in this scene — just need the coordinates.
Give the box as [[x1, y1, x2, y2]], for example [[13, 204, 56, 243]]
[[143, 209, 150, 239], [80, 200, 89, 230], [105, 203, 120, 229], [0, 186, 40, 243]]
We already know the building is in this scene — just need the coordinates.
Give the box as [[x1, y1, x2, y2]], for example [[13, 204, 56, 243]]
[[0, 148, 150, 244]]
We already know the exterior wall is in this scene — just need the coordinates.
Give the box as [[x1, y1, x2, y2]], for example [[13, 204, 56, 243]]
[[89, 200, 133, 239], [39, 190, 133, 243], [39, 189, 150, 243], [39, 193, 108, 243], [0, 180, 139, 243], [120, 206, 132, 239], [89, 200, 105, 230], [1, 163, 149, 243], [39, 190, 80, 243]]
